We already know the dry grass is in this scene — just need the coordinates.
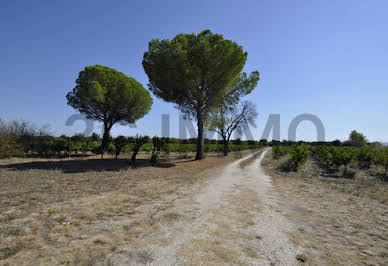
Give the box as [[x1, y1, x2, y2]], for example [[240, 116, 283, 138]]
[[262, 150, 388, 266], [0, 153, 238, 265]]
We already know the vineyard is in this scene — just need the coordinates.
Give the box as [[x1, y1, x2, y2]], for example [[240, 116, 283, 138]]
[[272, 144, 388, 179]]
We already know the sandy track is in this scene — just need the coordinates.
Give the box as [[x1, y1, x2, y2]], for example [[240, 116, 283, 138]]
[[106, 149, 300, 265]]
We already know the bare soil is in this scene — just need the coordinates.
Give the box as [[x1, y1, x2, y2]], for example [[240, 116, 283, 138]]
[[0, 152, 241, 265]]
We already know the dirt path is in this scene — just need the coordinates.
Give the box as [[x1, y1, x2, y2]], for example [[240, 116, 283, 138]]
[[105, 149, 301, 265]]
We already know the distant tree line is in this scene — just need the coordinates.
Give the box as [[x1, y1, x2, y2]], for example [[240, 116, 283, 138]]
[[0, 119, 263, 160]]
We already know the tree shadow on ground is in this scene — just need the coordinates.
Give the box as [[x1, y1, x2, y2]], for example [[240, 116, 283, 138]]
[[0, 158, 176, 173]]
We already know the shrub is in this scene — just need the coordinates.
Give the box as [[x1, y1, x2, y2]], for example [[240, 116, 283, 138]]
[[377, 148, 388, 178], [53, 137, 67, 157], [289, 145, 309, 170], [113, 136, 128, 159], [79, 137, 95, 157], [131, 135, 149, 162], [161, 143, 171, 154], [150, 136, 166, 165], [64, 138, 77, 158], [357, 146, 375, 169], [272, 146, 288, 159], [331, 147, 356, 169], [0, 134, 20, 158], [349, 130, 367, 147]]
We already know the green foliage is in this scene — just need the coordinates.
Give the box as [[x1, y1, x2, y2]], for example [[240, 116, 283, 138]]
[[64, 137, 76, 158], [150, 137, 165, 165], [143, 29, 258, 160], [131, 135, 150, 162], [272, 145, 288, 159], [357, 146, 376, 169], [53, 137, 67, 157], [152, 136, 165, 152], [107, 142, 116, 155], [113, 136, 128, 159], [331, 147, 356, 169], [161, 143, 171, 154], [79, 137, 94, 157], [377, 147, 388, 177], [289, 145, 309, 169], [66, 65, 153, 156], [311, 146, 361, 178], [33, 135, 55, 157], [0, 134, 20, 158], [349, 130, 367, 147], [5, 120, 36, 156]]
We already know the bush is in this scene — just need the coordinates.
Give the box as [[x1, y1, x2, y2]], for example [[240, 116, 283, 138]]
[[331, 147, 356, 169], [149, 137, 166, 165], [0, 134, 20, 158], [113, 136, 128, 159], [377, 148, 388, 178], [289, 145, 309, 170], [349, 130, 367, 147], [357, 146, 375, 169], [272, 146, 288, 159], [131, 135, 149, 162]]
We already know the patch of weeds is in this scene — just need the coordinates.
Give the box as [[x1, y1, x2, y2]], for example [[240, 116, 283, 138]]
[[5, 227, 22, 236], [55, 215, 66, 223], [0, 245, 22, 260], [214, 246, 236, 262], [46, 209, 56, 218], [77, 213, 90, 220], [93, 239, 105, 245], [162, 212, 183, 222], [242, 246, 260, 258], [1, 213, 17, 223]]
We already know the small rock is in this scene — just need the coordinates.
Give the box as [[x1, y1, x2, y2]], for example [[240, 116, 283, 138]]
[[296, 254, 307, 263]]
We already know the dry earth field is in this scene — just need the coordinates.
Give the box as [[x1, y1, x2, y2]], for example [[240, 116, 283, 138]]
[[0, 149, 387, 265], [262, 150, 388, 265], [0, 152, 245, 265]]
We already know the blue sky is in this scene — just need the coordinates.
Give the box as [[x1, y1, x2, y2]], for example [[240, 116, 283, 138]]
[[0, 0, 387, 142]]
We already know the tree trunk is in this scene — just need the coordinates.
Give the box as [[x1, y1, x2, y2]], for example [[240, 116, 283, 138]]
[[195, 113, 204, 160], [101, 124, 111, 159], [223, 138, 229, 156], [131, 150, 138, 162]]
